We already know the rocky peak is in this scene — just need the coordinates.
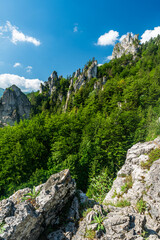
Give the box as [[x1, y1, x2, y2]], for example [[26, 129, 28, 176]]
[[0, 85, 31, 126], [64, 59, 98, 111], [40, 70, 60, 95], [74, 69, 81, 79], [112, 33, 140, 59], [87, 60, 98, 80], [50, 70, 58, 81], [72, 59, 98, 91]]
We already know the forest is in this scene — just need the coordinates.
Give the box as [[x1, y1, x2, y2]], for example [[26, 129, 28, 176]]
[[1, 36, 160, 202]]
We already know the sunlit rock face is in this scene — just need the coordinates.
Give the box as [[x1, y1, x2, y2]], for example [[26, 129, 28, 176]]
[[1, 136, 160, 240], [112, 33, 140, 59], [64, 59, 98, 111], [0, 85, 31, 126], [0, 169, 76, 240], [73, 138, 160, 240]]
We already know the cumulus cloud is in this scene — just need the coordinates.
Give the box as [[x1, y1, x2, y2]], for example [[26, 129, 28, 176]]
[[13, 62, 21, 68], [0, 74, 43, 92], [141, 26, 160, 43], [96, 30, 119, 46], [26, 66, 32, 73], [106, 55, 112, 60], [0, 21, 41, 46]]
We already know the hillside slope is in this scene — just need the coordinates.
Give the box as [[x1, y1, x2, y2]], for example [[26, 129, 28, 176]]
[[1, 35, 160, 199]]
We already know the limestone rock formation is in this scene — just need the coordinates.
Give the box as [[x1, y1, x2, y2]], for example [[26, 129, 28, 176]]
[[73, 60, 97, 91], [73, 137, 160, 240], [40, 71, 59, 96], [1, 138, 160, 239], [64, 59, 98, 110], [39, 59, 98, 111], [0, 169, 76, 240], [0, 85, 31, 126], [112, 33, 140, 59]]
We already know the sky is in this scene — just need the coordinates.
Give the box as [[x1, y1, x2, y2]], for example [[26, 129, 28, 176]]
[[0, 0, 160, 92]]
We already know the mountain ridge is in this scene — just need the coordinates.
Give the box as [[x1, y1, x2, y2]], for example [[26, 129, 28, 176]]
[[0, 34, 160, 207]]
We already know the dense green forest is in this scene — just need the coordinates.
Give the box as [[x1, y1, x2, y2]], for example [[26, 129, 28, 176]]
[[1, 36, 160, 201]]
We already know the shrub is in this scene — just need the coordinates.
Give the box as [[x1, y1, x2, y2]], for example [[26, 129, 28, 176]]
[[105, 199, 131, 208], [136, 198, 146, 213], [141, 148, 160, 170], [86, 170, 114, 203], [85, 229, 95, 239], [91, 214, 107, 232]]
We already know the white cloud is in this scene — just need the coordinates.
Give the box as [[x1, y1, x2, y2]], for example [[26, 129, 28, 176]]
[[0, 74, 43, 92], [73, 26, 78, 33], [96, 30, 119, 46], [0, 21, 41, 46], [97, 64, 102, 66], [26, 66, 32, 73], [13, 62, 21, 68], [119, 34, 126, 42], [141, 26, 160, 43], [106, 55, 112, 60]]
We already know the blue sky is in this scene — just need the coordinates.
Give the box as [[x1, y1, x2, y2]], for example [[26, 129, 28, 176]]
[[0, 0, 160, 91]]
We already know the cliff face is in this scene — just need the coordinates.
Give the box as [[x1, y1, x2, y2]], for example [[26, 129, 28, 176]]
[[40, 71, 60, 96], [74, 137, 160, 240], [65, 59, 98, 110], [39, 59, 98, 111], [0, 138, 160, 240], [0, 85, 31, 126], [112, 33, 140, 59]]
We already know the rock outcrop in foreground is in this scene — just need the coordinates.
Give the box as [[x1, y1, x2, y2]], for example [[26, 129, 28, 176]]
[[0, 85, 31, 126], [112, 33, 140, 59], [1, 138, 160, 240], [0, 169, 76, 240], [75, 137, 160, 240]]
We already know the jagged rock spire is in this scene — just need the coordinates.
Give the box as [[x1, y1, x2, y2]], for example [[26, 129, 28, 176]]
[[112, 33, 140, 59]]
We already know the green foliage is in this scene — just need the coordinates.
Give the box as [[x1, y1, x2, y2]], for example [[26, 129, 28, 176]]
[[1, 36, 160, 199], [121, 175, 133, 194], [114, 199, 131, 207], [91, 214, 106, 231], [106, 199, 131, 207], [112, 190, 118, 199], [85, 229, 95, 240], [136, 198, 147, 213], [82, 208, 93, 218], [22, 186, 40, 201], [140, 230, 149, 240], [86, 170, 114, 203], [141, 148, 160, 169], [0, 222, 5, 234]]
